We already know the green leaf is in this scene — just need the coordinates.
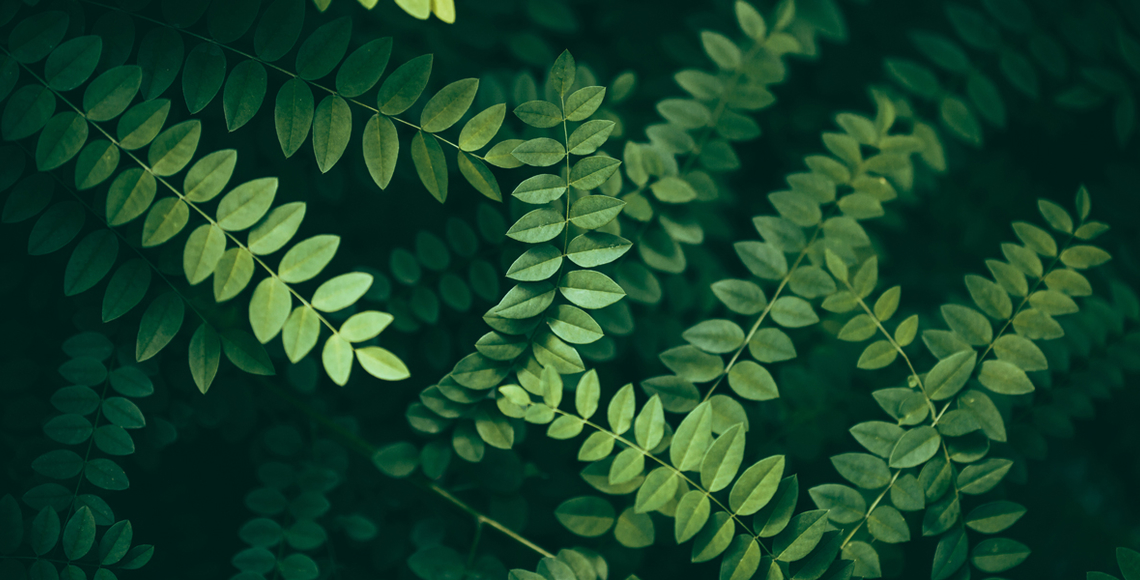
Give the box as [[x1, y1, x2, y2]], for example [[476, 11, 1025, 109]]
[[189, 323, 221, 394], [33, 449, 85, 478], [102, 397, 145, 429], [549, 50, 576, 98], [45, 35, 101, 91], [336, 37, 392, 98], [728, 455, 785, 516], [3, 85, 55, 142], [512, 137, 566, 167], [412, 130, 448, 203], [965, 274, 1012, 319], [275, 78, 314, 158], [566, 233, 631, 268], [377, 54, 432, 115], [253, 0, 305, 61], [926, 349, 976, 400], [555, 496, 614, 537], [63, 230, 118, 296], [857, 340, 898, 369], [223, 60, 267, 132], [978, 360, 1034, 395], [569, 156, 621, 191], [850, 421, 904, 458], [184, 149, 237, 202], [30, 506, 60, 556], [322, 334, 353, 385], [635, 467, 678, 514], [505, 244, 562, 282], [248, 277, 292, 343], [691, 511, 734, 563], [312, 272, 372, 312], [1119, 548, 1140, 580], [294, 17, 351, 80], [512, 174, 566, 205], [889, 426, 941, 468], [964, 500, 1026, 534], [94, 425, 135, 455], [62, 505, 95, 560], [957, 458, 1012, 494], [136, 292, 184, 361], [569, 195, 625, 229], [683, 319, 744, 354], [673, 490, 711, 544], [102, 259, 151, 322], [99, 520, 133, 565], [735, 241, 787, 279], [515, 99, 563, 128], [576, 370, 600, 419], [36, 112, 88, 171], [219, 329, 273, 376], [73, 141, 119, 191], [560, 270, 624, 309], [941, 304, 992, 346], [771, 297, 819, 328], [832, 453, 891, 489], [1060, 245, 1112, 269], [217, 178, 277, 231], [148, 120, 200, 176], [1037, 199, 1073, 233], [971, 538, 1030, 573], [372, 442, 418, 478], [282, 305, 321, 363], [773, 510, 829, 562], [247, 202, 305, 256], [182, 44, 225, 114], [457, 152, 502, 201], [459, 103, 506, 152], [809, 484, 866, 524], [568, 119, 615, 155], [27, 201, 84, 255], [566, 86, 606, 121], [609, 447, 644, 485], [363, 114, 399, 190], [939, 95, 982, 146], [117, 100, 171, 151], [309, 95, 352, 176], [867, 505, 909, 543], [485, 139, 525, 168], [106, 168, 157, 227], [701, 424, 746, 492], [183, 224, 227, 285], [727, 361, 778, 401], [141, 197, 189, 247], [340, 311, 393, 342], [356, 346, 410, 381], [84, 65, 142, 122]]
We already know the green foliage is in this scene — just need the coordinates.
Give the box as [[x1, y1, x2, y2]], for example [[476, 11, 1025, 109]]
[[2, 1, 1140, 580]]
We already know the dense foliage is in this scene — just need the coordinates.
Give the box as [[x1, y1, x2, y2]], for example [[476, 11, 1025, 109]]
[[1, 0, 1139, 579]]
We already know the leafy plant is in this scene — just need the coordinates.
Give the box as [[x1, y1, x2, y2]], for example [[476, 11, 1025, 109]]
[[1, 0, 1138, 580]]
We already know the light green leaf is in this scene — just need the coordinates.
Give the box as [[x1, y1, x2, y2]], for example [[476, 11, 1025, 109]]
[[857, 340, 898, 369], [772, 510, 829, 562], [565, 86, 605, 121], [248, 202, 305, 255], [183, 224, 227, 285], [867, 505, 909, 543], [566, 232, 631, 267], [183, 149, 237, 202], [1037, 199, 1073, 233], [512, 137, 566, 167], [459, 103, 506, 151], [568, 119, 615, 155], [691, 511, 734, 563], [136, 292, 184, 361], [340, 311, 393, 343], [576, 369, 600, 419], [1060, 245, 1111, 269], [507, 244, 563, 282], [356, 346, 410, 381], [279, 235, 339, 283], [457, 152, 502, 201], [683, 319, 744, 354], [117, 100, 171, 151], [312, 272, 373, 312], [635, 467, 677, 514], [249, 277, 292, 343], [927, 349, 976, 400], [377, 54, 432, 116], [514, 99, 563, 128], [941, 304, 992, 346], [832, 453, 891, 489], [217, 177, 277, 231], [213, 247, 254, 302], [569, 195, 625, 229], [964, 500, 1026, 534], [282, 305, 320, 363], [728, 455, 784, 516], [727, 361, 778, 401], [992, 334, 1047, 371], [546, 304, 603, 344], [675, 490, 711, 543], [809, 484, 866, 524], [978, 360, 1035, 395], [148, 120, 200, 176], [701, 424, 745, 492], [549, 50, 576, 98], [569, 156, 621, 190], [560, 270, 624, 309], [322, 334, 353, 386], [770, 297, 818, 328]]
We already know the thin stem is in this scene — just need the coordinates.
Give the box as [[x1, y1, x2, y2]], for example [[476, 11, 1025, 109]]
[[839, 470, 900, 549], [76, 0, 485, 161], [550, 407, 775, 557], [703, 220, 825, 402], [2, 47, 345, 340], [256, 378, 556, 559]]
